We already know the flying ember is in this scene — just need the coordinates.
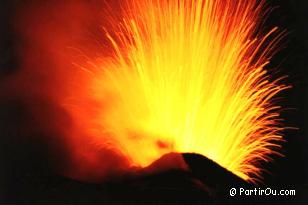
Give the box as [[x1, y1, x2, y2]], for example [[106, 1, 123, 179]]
[[65, 0, 289, 183]]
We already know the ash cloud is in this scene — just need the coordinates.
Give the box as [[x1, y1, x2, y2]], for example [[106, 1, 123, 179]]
[[0, 0, 131, 183]]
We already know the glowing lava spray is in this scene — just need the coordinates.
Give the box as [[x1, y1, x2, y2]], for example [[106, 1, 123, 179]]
[[69, 0, 289, 183]]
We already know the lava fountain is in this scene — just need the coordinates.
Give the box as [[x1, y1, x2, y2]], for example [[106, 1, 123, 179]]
[[62, 0, 289, 183]]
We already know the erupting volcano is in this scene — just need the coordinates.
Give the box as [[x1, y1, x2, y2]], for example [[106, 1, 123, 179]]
[[59, 0, 290, 184]]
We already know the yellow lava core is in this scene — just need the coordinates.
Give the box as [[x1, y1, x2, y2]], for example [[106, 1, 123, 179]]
[[79, 0, 289, 183]]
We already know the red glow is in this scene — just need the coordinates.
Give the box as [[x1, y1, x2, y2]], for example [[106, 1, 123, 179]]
[[10, 0, 288, 183]]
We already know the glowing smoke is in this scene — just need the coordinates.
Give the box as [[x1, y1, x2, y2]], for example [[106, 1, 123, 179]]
[[6, 0, 289, 183]]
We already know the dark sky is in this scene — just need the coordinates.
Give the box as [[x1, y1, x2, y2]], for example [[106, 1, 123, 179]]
[[0, 0, 307, 204]]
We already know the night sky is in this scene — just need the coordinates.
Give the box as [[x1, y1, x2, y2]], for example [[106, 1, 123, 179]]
[[0, 0, 307, 204]]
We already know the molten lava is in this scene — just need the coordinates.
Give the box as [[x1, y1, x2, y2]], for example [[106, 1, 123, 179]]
[[62, 0, 289, 183]]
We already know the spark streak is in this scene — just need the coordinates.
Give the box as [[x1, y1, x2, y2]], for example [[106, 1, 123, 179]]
[[68, 0, 289, 183]]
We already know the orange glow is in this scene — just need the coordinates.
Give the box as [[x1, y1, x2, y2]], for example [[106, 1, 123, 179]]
[[63, 0, 289, 183]]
